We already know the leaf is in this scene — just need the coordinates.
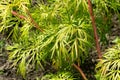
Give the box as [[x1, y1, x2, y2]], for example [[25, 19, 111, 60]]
[[112, 37, 120, 44], [18, 55, 26, 79], [6, 44, 19, 50]]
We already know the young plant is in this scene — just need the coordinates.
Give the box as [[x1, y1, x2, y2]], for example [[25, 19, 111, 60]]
[[1, 0, 99, 79], [38, 0, 93, 69]]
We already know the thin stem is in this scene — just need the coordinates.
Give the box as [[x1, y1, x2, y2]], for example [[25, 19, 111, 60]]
[[11, 10, 43, 32], [73, 63, 88, 80], [88, 0, 102, 59], [26, 9, 44, 32]]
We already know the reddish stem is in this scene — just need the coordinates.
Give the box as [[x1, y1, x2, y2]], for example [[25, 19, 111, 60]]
[[88, 0, 102, 59], [26, 9, 44, 32], [11, 11, 18, 16], [73, 63, 88, 80], [11, 10, 43, 32], [11, 11, 26, 19]]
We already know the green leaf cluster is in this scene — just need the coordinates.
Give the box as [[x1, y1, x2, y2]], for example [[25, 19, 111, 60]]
[[0, 0, 120, 79], [1, 0, 93, 78], [95, 38, 120, 80]]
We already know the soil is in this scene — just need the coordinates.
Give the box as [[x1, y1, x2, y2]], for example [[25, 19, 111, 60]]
[[0, 14, 120, 80]]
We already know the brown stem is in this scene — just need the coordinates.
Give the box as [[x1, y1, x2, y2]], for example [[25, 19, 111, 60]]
[[73, 63, 88, 80], [11, 10, 43, 32], [26, 9, 44, 32], [88, 0, 102, 59]]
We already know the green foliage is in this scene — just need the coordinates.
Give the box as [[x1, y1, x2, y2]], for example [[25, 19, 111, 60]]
[[41, 20, 92, 69], [0, 0, 31, 41], [31, 0, 92, 68], [41, 71, 74, 80], [1, 0, 120, 79], [95, 38, 120, 80], [1, 0, 93, 78], [6, 32, 46, 78]]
